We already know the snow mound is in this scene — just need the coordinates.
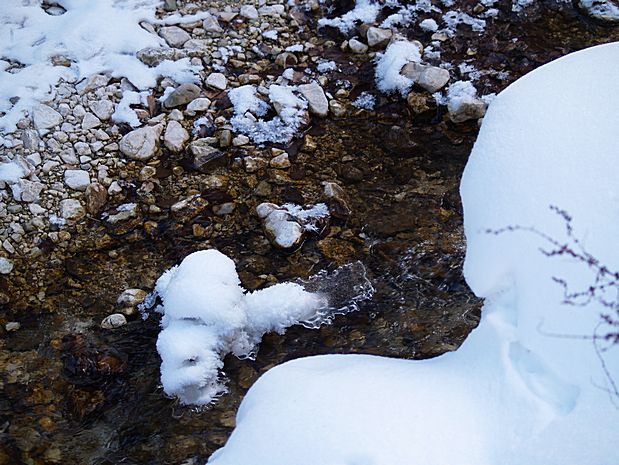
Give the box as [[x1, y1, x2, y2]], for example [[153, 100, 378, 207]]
[[155, 250, 373, 405], [0, 0, 200, 132], [375, 40, 422, 96], [207, 43, 619, 465]]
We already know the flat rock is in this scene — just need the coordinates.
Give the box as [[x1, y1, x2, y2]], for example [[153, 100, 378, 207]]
[[159, 26, 191, 48], [119, 125, 162, 161], [164, 83, 201, 108], [64, 169, 91, 191], [33, 104, 62, 130], [298, 82, 329, 117], [90, 100, 115, 120], [101, 313, 127, 329]]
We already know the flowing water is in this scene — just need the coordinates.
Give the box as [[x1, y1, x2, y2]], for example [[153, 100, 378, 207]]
[[2, 3, 619, 464]]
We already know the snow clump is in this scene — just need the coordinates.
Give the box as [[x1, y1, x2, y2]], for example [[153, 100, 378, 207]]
[[375, 40, 422, 96]]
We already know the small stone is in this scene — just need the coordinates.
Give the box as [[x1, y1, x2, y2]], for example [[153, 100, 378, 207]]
[[85, 183, 108, 215], [0, 257, 13, 274], [81, 113, 101, 130], [261, 208, 305, 250], [407, 92, 430, 113], [240, 5, 259, 20], [64, 169, 90, 191], [164, 83, 201, 108], [329, 100, 346, 117], [190, 140, 225, 172], [164, 120, 189, 152], [159, 26, 191, 47], [16, 179, 44, 203], [348, 38, 368, 54], [33, 104, 62, 130], [101, 313, 127, 329], [203, 14, 223, 32], [119, 125, 162, 161], [117, 288, 147, 306], [323, 181, 351, 218], [5, 321, 20, 331], [232, 134, 250, 146], [22, 129, 41, 151], [298, 82, 329, 117], [366, 27, 392, 47], [186, 97, 211, 113], [163, 0, 177, 11], [59, 199, 86, 220], [213, 202, 236, 216], [206, 73, 227, 91], [270, 153, 291, 169], [401, 62, 450, 93], [90, 100, 115, 120], [244, 156, 266, 173], [218, 129, 232, 147]]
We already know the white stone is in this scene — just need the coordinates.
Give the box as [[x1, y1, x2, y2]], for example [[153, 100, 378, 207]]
[[59, 198, 85, 220], [117, 288, 147, 306], [262, 209, 305, 249], [82, 112, 101, 130], [349, 38, 368, 54], [33, 104, 63, 130], [0, 257, 13, 274], [187, 97, 212, 113], [206, 73, 228, 90], [232, 134, 250, 146], [64, 169, 91, 191], [164, 120, 189, 152], [159, 26, 191, 47], [101, 313, 127, 329], [203, 14, 223, 32], [298, 82, 329, 117], [240, 5, 259, 20], [5, 322, 20, 331], [401, 63, 450, 93], [90, 100, 115, 120], [119, 125, 162, 161], [366, 27, 392, 47], [270, 153, 291, 169]]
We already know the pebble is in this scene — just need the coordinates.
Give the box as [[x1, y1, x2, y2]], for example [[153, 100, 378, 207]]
[[84, 183, 108, 214], [117, 288, 147, 306], [59, 198, 86, 220], [401, 63, 450, 93], [298, 82, 329, 117], [5, 321, 20, 332], [0, 257, 14, 274], [206, 73, 228, 90], [90, 100, 115, 120], [64, 169, 91, 191], [349, 38, 368, 54], [366, 27, 392, 47], [101, 313, 127, 329], [164, 83, 201, 108]]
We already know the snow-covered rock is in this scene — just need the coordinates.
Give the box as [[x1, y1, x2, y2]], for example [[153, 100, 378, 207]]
[[446, 81, 486, 123], [401, 62, 450, 93], [206, 43, 619, 465], [375, 40, 422, 96]]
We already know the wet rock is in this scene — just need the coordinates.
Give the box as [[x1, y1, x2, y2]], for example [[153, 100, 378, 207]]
[[101, 313, 127, 329], [106, 203, 137, 224], [5, 321, 20, 332], [33, 104, 62, 130], [270, 153, 291, 169], [119, 125, 162, 161], [448, 98, 486, 123], [84, 183, 108, 215], [117, 288, 147, 307], [190, 139, 225, 172], [159, 26, 191, 48], [323, 182, 351, 218], [276, 52, 298, 67], [64, 169, 90, 191], [318, 237, 357, 265], [401, 62, 450, 93], [366, 27, 392, 47], [164, 83, 201, 108], [578, 0, 619, 24], [206, 73, 227, 90], [298, 82, 329, 117], [260, 208, 305, 250], [164, 120, 189, 152], [0, 257, 13, 274], [60, 198, 86, 220]]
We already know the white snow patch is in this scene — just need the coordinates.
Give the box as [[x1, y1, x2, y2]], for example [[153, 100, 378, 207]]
[[352, 92, 377, 110], [318, 0, 381, 33]]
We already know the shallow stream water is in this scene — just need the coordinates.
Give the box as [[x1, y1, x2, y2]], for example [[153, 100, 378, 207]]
[[2, 3, 619, 464]]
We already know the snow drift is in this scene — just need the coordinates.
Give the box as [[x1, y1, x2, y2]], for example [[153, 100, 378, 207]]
[[155, 250, 373, 405], [206, 43, 619, 465]]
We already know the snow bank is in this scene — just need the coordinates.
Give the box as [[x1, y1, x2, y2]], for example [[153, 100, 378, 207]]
[[207, 43, 619, 465], [155, 250, 373, 405], [0, 0, 200, 132]]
